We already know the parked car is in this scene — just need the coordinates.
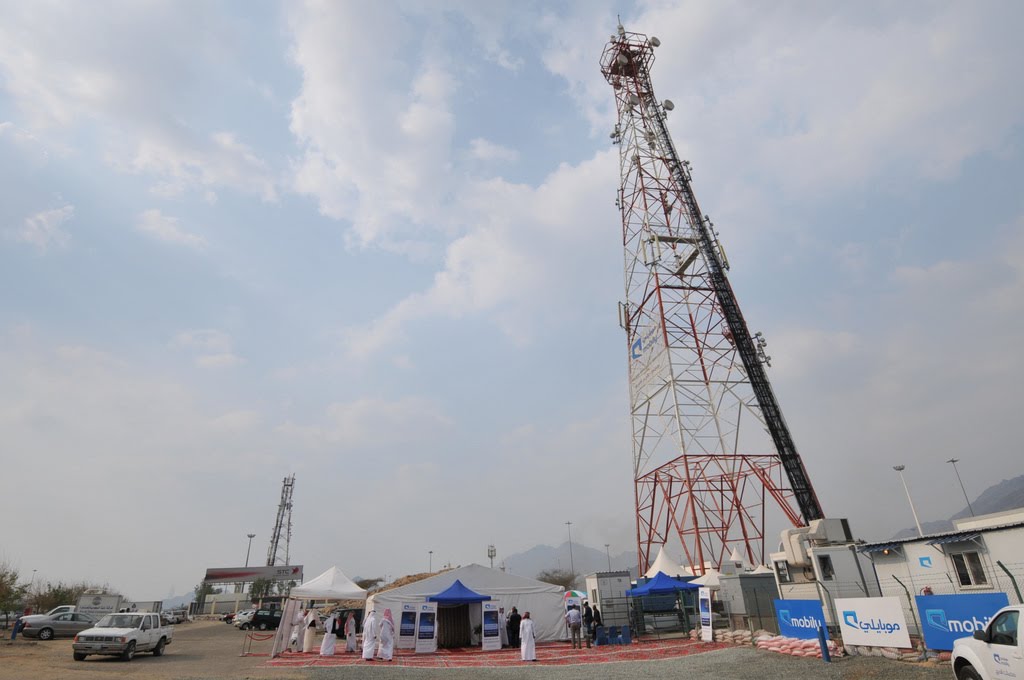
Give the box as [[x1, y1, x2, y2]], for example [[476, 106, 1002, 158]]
[[73, 612, 172, 661], [951, 604, 1022, 679], [45, 605, 77, 617], [160, 610, 183, 625], [222, 611, 236, 624], [20, 612, 97, 640], [233, 609, 256, 629], [249, 608, 282, 631]]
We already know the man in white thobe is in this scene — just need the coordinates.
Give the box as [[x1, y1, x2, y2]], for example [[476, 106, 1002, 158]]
[[320, 611, 339, 656], [520, 611, 537, 662], [302, 608, 319, 653], [377, 609, 395, 661], [361, 609, 379, 661], [344, 612, 357, 653], [288, 606, 305, 652]]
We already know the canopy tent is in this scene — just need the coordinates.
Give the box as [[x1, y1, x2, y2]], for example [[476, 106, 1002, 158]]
[[290, 566, 367, 601], [690, 568, 721, 588], [367, 564, 566, 644], [428, 579, 491, 604], [272, 566, 366, 657], [644, 545, 685, 578], [627, 571, 700, 596]]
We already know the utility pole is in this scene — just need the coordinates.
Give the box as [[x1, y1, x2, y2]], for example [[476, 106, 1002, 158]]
[[893, 465, 924, 537], [604, 544, 612, 571], [565, 521, 575, 577], [947, 458, 975, 517], [487, 545, 496, 569]]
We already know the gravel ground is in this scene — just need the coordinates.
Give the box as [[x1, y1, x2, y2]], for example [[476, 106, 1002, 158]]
[[305, 647, 952, 680]]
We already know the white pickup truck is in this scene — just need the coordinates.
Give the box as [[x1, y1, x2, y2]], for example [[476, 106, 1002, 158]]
[[72, 612, 173, 661], [951, 604, 1022, 679]]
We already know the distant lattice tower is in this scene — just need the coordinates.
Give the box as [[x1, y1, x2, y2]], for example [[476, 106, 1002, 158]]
[[600, 26, 824, 575], [266, 474, 295, 566]]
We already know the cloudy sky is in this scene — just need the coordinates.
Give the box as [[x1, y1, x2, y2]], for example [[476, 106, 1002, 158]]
[[2, 1, 1022, 600]]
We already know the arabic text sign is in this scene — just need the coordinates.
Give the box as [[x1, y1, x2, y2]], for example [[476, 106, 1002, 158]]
[[835, 597, 912, 648]]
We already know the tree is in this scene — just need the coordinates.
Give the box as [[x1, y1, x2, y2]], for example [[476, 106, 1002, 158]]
[[31, 581, 119, 613], [0, 562, 28, 627], [249, 578, 273, 599], [535, 569, 578, 590], [355, 577, 383, 591]]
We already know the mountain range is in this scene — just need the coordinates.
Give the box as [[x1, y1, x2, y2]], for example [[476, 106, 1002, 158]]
[[501, 541, 637, 581], [891, 472, 1024, 539]]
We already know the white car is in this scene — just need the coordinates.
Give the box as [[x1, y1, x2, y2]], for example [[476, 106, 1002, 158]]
[[951, 604, 1022, 679], [233, 609, 256, 629]]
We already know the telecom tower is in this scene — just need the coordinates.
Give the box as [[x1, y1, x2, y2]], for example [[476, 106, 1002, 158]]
[[266, 474, 295, 566], [600, 26, 824, 574]]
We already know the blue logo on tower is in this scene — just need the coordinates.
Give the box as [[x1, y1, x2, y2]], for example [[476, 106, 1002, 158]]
[[631, 337, 643, 359], [919, 556, 932, 568]]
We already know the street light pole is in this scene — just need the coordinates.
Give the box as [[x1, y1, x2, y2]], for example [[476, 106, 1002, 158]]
[[947, 458, 975, 517], [604, 544, 612, 571], [245, 533, 256, 567], [565, 521, 575, 577], [893, 465, 924, 537], [429, 550, 433, 572]]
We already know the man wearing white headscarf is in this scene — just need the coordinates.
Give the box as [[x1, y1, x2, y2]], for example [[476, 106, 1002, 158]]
[[377, 609, 395, 661], [320, 610, 339, 656], [288, 606, 305, 652], [302, 608, 319, 653], [361, 609, 380, 661], [520, 611, 537, 662], [344, 611, 357, 653]]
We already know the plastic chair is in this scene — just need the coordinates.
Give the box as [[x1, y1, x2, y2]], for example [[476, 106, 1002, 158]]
[[607, 625, 619, 644], [594, 625, 608, 646], [620, 624, 631, 645]]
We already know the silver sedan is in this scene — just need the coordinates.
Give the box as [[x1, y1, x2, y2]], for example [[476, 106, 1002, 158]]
[[20, 612, 97, 640]]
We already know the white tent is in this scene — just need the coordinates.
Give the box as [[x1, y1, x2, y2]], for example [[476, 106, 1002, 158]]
[[272, 566, 366, 657], [367, 564, 566, 643], [691, 568, 721, 588], [291, 566, 367, 601], [644, 545, 684, 578]]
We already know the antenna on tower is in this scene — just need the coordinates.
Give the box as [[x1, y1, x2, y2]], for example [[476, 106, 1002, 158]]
[[266, 474, 295, 566]]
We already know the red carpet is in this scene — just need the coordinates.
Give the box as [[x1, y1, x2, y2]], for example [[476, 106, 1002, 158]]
[[267, 639, 728, 668]]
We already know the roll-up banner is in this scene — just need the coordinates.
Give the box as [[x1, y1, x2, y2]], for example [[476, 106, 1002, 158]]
[[698, 587, 713, 642], [481, 601, 502, 651], [835, 597, 912, 648], [397, 603, 418, 650], [414, 602, 438, 654], [915, 593, 1010, 651], [774, 599, 829, 640]]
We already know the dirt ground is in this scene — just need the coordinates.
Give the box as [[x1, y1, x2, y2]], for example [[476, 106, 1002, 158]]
[[0, 619, 953, 680], [0, 619, 302, 680]]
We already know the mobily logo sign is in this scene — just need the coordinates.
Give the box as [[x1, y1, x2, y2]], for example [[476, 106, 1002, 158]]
[[843, 610, 902, 635], [925, 608, 993, 634], [780, 611, 820, 629], [919, 556, 933, 568]]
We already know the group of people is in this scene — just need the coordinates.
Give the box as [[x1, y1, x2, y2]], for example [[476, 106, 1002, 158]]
[[505, 607, 538, 662], [565, 602, 603, 649], [288, 607, 395, 661]]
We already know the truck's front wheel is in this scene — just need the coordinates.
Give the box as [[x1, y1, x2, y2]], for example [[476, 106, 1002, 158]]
[[121, 641, 136, 661], [73, 652, 87, 661], [153, 637, 166, 656], [957, 665, 982, 680]]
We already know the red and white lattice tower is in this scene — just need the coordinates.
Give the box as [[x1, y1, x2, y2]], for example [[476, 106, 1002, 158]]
[[600, 26, 824, 575]]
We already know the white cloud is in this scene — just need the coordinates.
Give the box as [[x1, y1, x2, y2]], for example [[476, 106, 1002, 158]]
[[136, 209, 206, 249], [275, 396, 453, 450], [12, 205, 74, 251], [468, 137, 518, 162], [0, 3, 278, 201], [288, 3, 458, 250], [171, 329, 243, 368]]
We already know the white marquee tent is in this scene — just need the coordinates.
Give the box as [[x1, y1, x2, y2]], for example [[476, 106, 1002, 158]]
[[644, 545, 684, 578], [271, 566, 366, 657], [367, 564, 566, 643]]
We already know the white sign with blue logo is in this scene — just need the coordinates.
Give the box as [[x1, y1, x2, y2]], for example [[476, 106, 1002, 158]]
[[835, 597, 912, 648], [774, 599, 828, 640], [916, 593, 1010, 650], [627, 320, 670, 409]]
